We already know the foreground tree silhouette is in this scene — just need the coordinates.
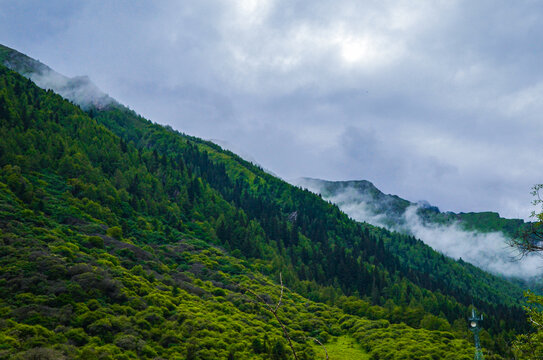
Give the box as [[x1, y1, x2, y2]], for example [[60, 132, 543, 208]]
[[513, 292, 543, 359], [239, 274, 299, 360], [238, 273, 329, 360], [510, 184, 543, 254], [511, 185, 543, 359]]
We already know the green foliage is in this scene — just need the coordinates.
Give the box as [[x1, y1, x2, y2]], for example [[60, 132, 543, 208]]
[[106, 226, 122, 240], [311, 335, 369, 360], [514, 293, 543, 359], [512, 187, 543, 359], [0, 62, 524, 359], [83, 235, 104, 249], [420, 314, 451, 332]]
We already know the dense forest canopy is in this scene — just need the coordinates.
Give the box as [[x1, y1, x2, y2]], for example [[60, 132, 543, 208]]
[[0, 56, 537, 359]]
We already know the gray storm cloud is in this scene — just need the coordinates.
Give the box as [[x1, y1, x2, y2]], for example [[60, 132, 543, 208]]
[[1, 1, 543, 220]]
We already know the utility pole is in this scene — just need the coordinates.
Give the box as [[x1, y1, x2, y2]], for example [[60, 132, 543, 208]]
[[469, 309, 484, 360]]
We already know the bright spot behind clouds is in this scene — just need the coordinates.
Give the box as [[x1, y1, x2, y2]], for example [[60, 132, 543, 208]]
[[1, 1, 543, 220], [334, 30, 400, 67]]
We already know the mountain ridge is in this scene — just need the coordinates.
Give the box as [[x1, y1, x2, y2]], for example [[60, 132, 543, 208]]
[[0, 44, 115, 110], [298, 177, 526, 238], [0, 44, 532, 358], [297, 177, 538, 281]]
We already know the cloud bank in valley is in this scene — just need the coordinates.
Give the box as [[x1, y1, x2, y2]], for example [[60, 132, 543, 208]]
[[400, 206, 541, 279], [301, 180, 543, 279]]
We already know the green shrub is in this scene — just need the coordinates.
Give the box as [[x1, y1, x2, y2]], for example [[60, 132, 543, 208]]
[[106, 226, 122, 240]]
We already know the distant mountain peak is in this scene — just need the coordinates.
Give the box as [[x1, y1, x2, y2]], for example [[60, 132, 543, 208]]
[[0, 43, 116, 110], [299, 177, 379, 194]]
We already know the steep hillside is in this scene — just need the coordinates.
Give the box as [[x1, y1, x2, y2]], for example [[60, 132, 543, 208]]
[[90, 104, 529, 307], [0, 54, 529, 358]]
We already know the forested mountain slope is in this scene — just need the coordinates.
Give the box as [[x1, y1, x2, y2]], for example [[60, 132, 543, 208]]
[[0, 52, 529, 359], [89, 103, 529, 308]]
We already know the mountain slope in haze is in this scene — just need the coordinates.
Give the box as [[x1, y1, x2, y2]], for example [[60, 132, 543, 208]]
[[298, 178, 526, 237], [298, 178, 538, 280], [0, 44, 115, 110], [0, 46, 532, 358]]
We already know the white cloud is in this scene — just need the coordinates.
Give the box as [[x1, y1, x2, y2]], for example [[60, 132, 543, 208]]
[[304, 180, 543, 279], [334, 28, 402, 67], [402, 206, 542, 279], [1, 0, 543, 219]]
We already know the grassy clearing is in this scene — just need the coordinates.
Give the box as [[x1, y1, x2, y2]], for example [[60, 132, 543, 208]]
[[313, 335, 370, 360]]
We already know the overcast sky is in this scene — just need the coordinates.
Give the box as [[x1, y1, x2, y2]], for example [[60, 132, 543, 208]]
[[2, 0, 543, 219]]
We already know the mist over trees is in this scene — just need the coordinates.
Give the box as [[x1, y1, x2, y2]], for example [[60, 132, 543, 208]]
[[0, 52, 538, 359]]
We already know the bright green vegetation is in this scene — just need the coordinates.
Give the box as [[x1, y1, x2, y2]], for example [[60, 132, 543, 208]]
[[353, 321, 472, 360], [513, 292, 543, 359], [312, 336, 369, 359], [0, 54, 531, 359]]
